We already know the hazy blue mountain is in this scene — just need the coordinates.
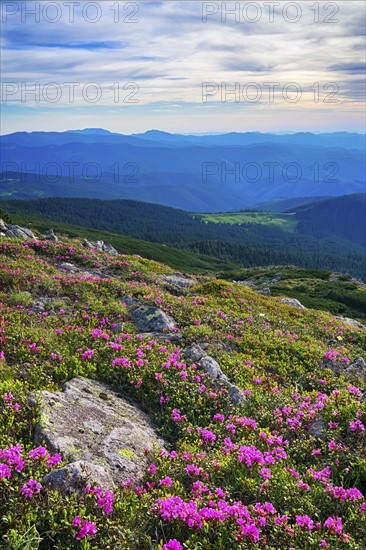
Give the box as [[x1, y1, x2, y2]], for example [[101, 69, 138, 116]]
[[1, 130, 364, 211]]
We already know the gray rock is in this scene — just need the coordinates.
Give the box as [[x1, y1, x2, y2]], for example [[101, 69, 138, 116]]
[[6, 225, 35, 239], [260, 286, 271, 296], [322, 356, 366, 384], [102, 242, 118, 256], [334, 316, 365, 330], [82, 239, 94, 248], [34, 376, 164, 491], [344, 357, 366, 383], [184, 344, 206, 364], [162, 274, 195, 289], [31, 300, 46, 313], [308, 415, 325, 438], [43, 460, 114, 494], [184, 344, 246, 407], [122, 296, 176, 332], [58, 262, 78, 272], [0, 220, 35, 240], [137, 332, 183, 344], [42, 229, 58, 242], [200, 356, 229, 385], [279, 297, 306, 309], [81, 238, 118, 256], [112, 323, 125, 333]]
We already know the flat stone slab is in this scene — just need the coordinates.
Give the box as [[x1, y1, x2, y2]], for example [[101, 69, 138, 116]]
[[34, 376, 164, 491]]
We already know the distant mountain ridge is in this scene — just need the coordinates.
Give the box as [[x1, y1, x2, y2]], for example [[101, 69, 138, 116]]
[[1, 130, 365, 211]]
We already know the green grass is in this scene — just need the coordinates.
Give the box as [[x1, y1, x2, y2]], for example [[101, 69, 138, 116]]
[[7, 213, 239, 275], [198, 211, 297, 231]]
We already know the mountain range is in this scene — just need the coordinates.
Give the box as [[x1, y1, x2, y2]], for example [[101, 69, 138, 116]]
[[1, 130, 364, 211]]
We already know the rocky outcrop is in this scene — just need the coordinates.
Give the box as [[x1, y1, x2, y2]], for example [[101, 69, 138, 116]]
[[34, 377, 164, 492], [184, 344, 246, 406], [0, 218, 35, 240], [82, 239, 118, 256], [278, 297, 306, 309], [334, 316, 365, 330], [122, 296, 177, 333]]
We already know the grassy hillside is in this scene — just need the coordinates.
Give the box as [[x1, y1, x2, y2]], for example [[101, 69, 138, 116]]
[[218, 266, 366, 321], [0, 236, 365, 549], [1, 197, 365, 280], [3, 212, 238, 274]]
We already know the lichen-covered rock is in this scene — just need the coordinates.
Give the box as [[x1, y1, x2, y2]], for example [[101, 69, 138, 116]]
[[278, 297, 306, 309], [34, 376, 164, 492], [122, 295, 176, 332], [185, 344, 246, 407]]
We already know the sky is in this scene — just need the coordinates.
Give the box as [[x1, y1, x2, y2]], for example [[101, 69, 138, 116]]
[[1, 0, 365, 134]]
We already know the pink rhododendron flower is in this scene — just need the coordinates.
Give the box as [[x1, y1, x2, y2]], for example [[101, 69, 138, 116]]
[[21, 479, 42, 498], [163, 540, 183, 550], [159, 476, 173, 487], [74, 519, 98, 540], [296, 515, 314, 530], [324, 516, 343, 534]]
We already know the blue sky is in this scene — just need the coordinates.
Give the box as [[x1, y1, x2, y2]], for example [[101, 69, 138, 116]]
[[1, 1, 365, 134]]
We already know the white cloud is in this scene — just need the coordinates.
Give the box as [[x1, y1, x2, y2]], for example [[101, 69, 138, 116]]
[[1, 1, 365, 132]]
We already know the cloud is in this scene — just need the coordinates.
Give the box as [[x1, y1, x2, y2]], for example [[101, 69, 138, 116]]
[[1, 1, 365, 133]]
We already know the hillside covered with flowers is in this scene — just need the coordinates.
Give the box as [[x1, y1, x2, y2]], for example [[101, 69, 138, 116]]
[[0, 238, 365, 549]]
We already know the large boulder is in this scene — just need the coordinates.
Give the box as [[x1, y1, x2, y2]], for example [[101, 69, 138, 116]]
[[34, 377, 164, 492], [122, 295, 177, 332], [185, 344, 246, 407]]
